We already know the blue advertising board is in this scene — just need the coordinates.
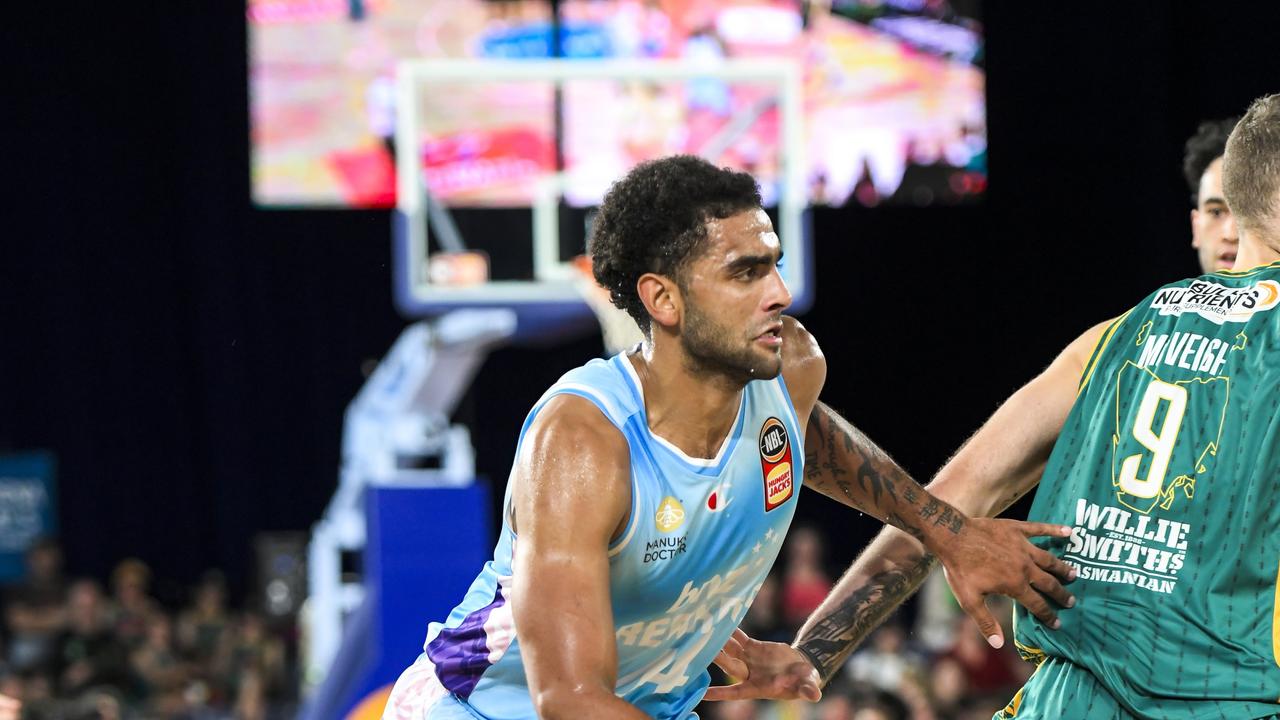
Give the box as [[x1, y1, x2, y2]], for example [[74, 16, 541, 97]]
[[0, 452, 58, 582]]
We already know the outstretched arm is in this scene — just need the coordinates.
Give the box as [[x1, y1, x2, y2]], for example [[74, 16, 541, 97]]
[[509, 396, 649, 719], [785, 317, 1062, 567], [800, 399, 1075, 647], [792, 318, 1113, 683], [708, 318, 1114, 701], [803, 400, 967, 540]]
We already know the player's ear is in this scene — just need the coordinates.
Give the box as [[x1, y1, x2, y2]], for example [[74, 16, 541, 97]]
[[1190, 209, 1200, 247], [637, 272, 681, 331]]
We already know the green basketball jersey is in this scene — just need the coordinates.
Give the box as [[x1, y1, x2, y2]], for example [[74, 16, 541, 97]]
[[1014, 261, 1280, 719]]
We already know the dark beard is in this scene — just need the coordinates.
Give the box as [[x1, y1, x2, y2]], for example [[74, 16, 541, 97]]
[[680, 302, 782, 384]]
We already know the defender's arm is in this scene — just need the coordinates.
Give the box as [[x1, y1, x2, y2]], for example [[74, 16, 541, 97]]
[[792, 318, 1113, 682], [509, 395, 649, 719]]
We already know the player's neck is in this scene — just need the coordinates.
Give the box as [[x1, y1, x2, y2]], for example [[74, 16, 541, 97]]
[[628, 342, 744, 460], [1234, 229, 1280, 271]]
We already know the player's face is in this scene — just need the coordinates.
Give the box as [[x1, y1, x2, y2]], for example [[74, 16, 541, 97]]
[[1191, 157, 1239, 272], [678, 208, 791, 381]]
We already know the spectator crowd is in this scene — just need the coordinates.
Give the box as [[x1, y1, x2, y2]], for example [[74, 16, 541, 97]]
[[0, 529, 1029, 719], [0, 539, 295, 720]]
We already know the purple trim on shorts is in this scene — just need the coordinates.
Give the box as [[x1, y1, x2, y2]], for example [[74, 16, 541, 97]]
[[425, 585, 506, 698]]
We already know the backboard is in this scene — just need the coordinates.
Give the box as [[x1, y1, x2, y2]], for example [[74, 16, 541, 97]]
[[392, 58, 814, 340]]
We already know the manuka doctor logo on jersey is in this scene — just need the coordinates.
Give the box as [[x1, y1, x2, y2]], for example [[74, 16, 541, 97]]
[[647, 498, 689, 564], [1150, 279, 1280, 324], [643, 535, 687, 564], [758, 418, 794, 512]]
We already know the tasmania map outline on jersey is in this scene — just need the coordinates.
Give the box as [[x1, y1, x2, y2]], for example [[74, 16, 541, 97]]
[[1109, 322, 1239, 515]]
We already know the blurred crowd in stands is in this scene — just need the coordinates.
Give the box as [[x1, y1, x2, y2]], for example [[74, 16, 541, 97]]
[[698, 527, 1031, 720], [0, 539, 296, 720], [0, 528, 1029, 719]]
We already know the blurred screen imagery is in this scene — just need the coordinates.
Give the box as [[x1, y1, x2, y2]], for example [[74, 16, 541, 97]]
[[249, 0, 985, 208]]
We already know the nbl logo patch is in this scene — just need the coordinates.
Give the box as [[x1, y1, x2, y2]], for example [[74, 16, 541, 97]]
[[758, 417, 793, 512]]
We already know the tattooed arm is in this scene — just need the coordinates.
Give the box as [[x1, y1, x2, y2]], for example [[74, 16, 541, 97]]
[[786, 404, 949, 682], [708, 321, 1111, 701], [793, 530, 938, 685], [802, 401, 965, 541], [790, 319, 1112, 683], [779, 320, 970, 552], [797, 401, 1072, 653]]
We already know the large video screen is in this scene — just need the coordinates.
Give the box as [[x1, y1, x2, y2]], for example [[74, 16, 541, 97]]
[[249, 0, 556, 207], [249, 0, 984, 208]]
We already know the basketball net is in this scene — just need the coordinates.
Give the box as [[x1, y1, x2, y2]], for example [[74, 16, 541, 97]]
[[570, 256, 644, 356]]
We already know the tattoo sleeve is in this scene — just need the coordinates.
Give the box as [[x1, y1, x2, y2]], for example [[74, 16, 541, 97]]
[[803, 401, 965, 539], [794, 549, 938, 685], [791, 403, 980, 683]]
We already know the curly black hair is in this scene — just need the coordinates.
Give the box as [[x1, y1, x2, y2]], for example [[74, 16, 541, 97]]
[[588, 155, 762, 333], [1182, 117, 1239, 198]]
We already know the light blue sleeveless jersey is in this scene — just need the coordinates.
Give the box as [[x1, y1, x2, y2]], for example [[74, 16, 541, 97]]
[[416, 352, 805, 719]]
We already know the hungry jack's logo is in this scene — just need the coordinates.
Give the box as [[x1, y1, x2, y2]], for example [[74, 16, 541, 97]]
[[758, 418, 793, 512]]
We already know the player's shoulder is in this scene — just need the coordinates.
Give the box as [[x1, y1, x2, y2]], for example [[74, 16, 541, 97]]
[[781, 316, 825, 421], [512, 393, 631, 539], [1154, 261, 1280, 295], [523, 393, 629, 465], [781, 316, 823, 364], [540, 354, 643, 428], [552, 354, 626, 390], [1207, 258, 1280, 281]]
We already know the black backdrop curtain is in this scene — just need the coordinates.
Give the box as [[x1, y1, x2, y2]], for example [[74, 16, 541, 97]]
[[2, 2, 1276, 600]]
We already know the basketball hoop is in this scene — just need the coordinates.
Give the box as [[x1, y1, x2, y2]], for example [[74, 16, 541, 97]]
[[570, 255, 644, 355]]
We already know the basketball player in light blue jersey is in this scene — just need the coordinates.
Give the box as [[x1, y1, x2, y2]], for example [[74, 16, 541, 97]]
[[384, 156, 1077, 719]]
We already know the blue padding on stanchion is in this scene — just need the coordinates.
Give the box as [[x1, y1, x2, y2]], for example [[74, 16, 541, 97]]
[[303, 482, 493, 720]]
